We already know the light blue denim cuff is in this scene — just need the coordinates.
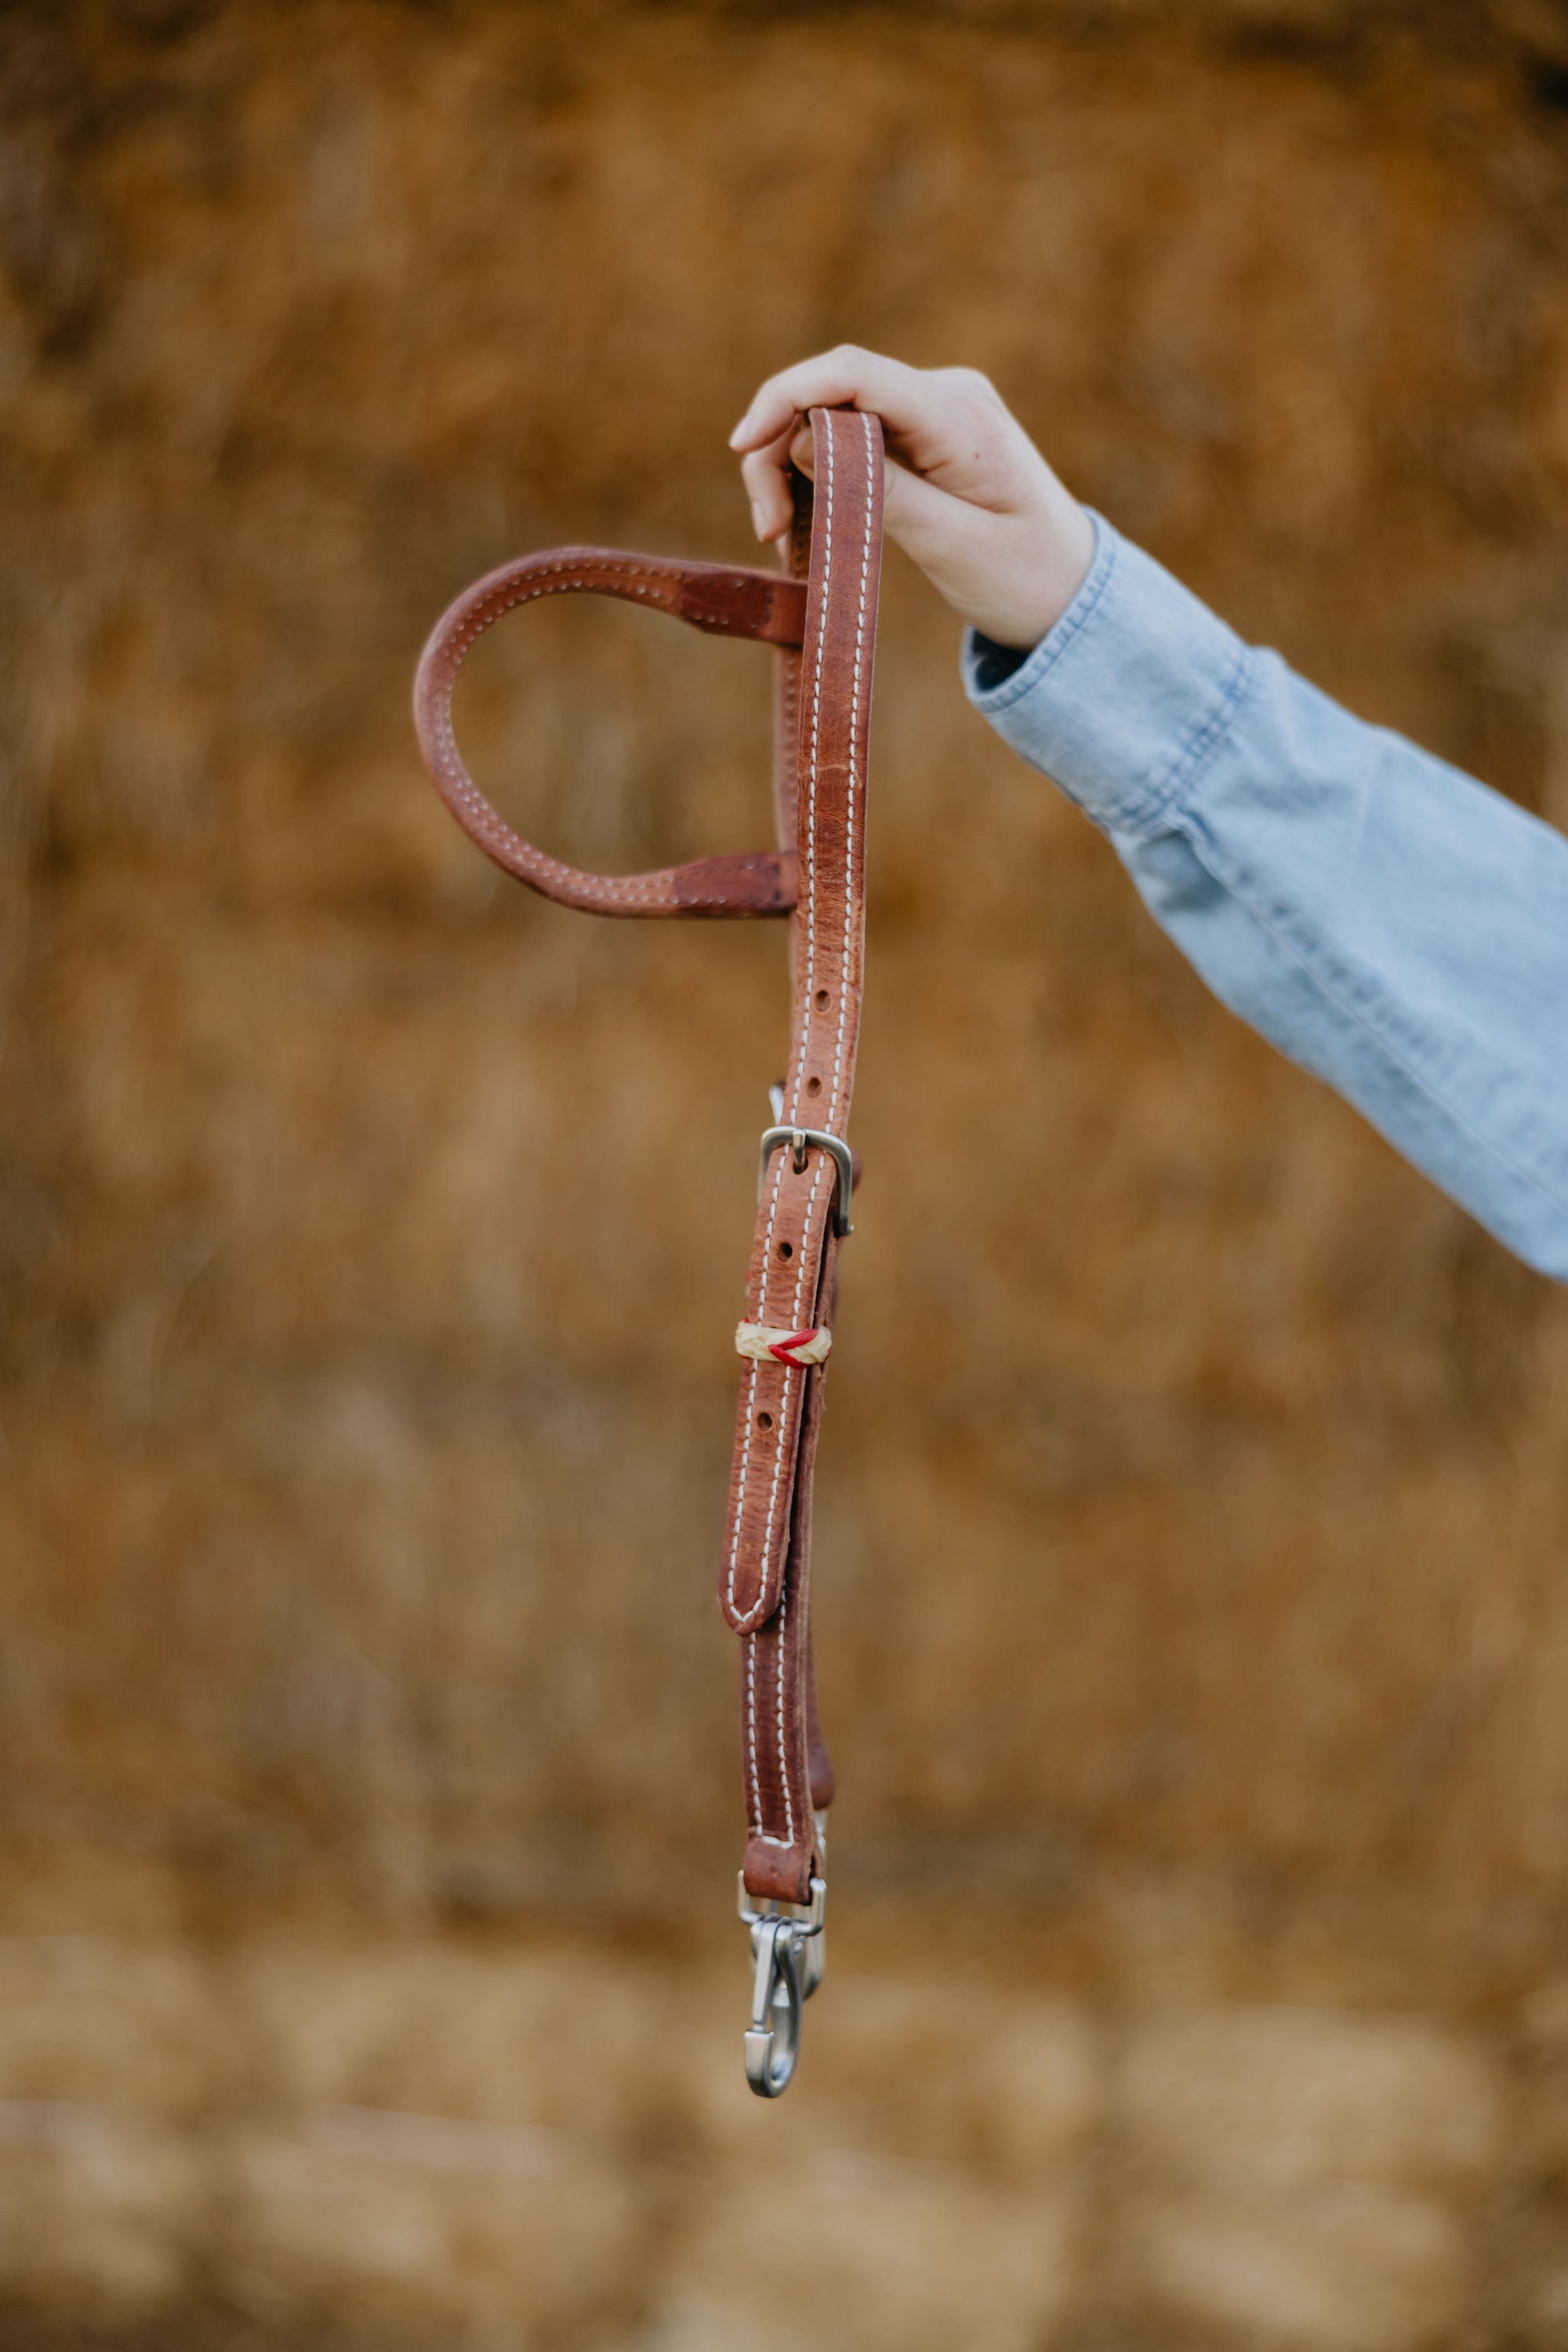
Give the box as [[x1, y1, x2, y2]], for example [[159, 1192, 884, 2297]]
[[960, 512, 1255, 837]]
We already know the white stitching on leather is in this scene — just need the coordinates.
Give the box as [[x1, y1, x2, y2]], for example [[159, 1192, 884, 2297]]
[[425, 562, 783, 912], [724, 1135, 793, 1627], [746, 1594, 795, 1851], [739, 416, 876, 1857], [752, 1157, 827, 1835], [787, 1161, 824, 1331], [728, 1363, 762, 1618], [733, 414, 870, 1639], [790, 419, 833, 1127], [725, 418, 842, 1641], [421, 534, 847, 1871], [726, 1153, 823, 1635], [829, 414, 874, 1126], [771, 1585, 793, 1846], [724, 416, 846, 1637], [745, 1615, 760, 1835], [430, 575, 671, 905]]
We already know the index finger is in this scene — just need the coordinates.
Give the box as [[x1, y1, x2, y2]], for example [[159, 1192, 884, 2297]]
[[728, 346, 934, 452]]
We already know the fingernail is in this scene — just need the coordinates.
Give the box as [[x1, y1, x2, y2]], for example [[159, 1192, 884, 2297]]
[[728, 415, 753, 449], [749, 500, 766, 539]]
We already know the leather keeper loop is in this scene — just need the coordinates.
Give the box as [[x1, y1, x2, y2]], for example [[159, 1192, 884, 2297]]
[[412, 549, 805, 919]]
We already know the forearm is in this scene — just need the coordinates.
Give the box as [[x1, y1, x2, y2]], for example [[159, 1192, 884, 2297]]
[[964, 518, 1568, 1280]]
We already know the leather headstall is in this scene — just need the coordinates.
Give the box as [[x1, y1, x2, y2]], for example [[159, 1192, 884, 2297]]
[[413, 408, 885, 2096]]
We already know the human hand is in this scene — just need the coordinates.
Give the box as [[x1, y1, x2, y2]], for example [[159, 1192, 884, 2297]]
[[730, 347, 1095, 651]]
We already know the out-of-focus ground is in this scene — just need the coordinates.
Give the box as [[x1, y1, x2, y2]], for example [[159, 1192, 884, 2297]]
[[5, 2, 1568, 2344]]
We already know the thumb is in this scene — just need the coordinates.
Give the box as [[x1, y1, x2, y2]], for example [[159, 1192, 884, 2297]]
[[791, 435, 990, 622], [793, 430, 959, 560], [878, 455, 971, 573]]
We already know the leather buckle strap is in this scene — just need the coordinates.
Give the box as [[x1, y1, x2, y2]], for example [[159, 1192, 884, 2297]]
[[724, 409, 884, 1939], [759, 1124, 854, 1236], [412, 406, 885, 2100], [412, 550, 806, 918]]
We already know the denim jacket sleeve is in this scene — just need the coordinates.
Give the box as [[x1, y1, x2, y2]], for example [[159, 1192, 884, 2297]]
[[961, 514, 1568, 1282]]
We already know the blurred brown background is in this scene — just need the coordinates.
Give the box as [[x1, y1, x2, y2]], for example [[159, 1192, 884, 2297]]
[[5, 2, 1568, 2345]]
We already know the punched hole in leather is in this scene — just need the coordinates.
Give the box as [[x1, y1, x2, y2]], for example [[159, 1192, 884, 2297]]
[[412, 411, 885, 2095]]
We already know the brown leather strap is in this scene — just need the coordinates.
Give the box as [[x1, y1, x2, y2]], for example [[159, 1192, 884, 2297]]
[[410, 410, 885, 1918], [412, 550, 805, 917], [722, 409, 884, 1904]]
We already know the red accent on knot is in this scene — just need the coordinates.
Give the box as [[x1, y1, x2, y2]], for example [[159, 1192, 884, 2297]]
[[768, 1329, 820, 1366]]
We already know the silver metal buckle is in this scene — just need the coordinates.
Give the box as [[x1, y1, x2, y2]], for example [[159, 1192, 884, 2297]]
[[737, 1866, 827, 2098], [758, 1125, 854, 1236]]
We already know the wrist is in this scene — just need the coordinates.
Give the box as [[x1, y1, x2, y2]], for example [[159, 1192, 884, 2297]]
[[977, 499, 1096, 650]]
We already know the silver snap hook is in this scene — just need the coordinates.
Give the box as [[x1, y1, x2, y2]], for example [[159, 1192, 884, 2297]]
[[743, 1916, 803, 2098], [738, 1870, 826, 2097]]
